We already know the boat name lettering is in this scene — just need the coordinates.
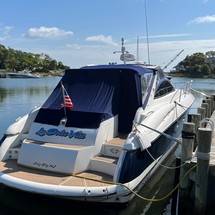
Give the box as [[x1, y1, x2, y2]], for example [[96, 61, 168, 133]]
[[35, 128, 86, 139], [33, 161, 56, 169]]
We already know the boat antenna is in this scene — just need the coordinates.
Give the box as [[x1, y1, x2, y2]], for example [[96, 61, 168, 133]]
[[113, 38, 130, 65], [144, 0, 150, 65], [136, 36, 140, 63], [121, 38, 126, 65]]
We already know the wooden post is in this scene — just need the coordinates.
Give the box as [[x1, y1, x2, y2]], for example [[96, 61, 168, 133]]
[[187, 113, 201, 147], [197, 107, 206, 120], [179, 122, 195, 191], [178, 122, 195, 215], [201, 103, 209, 118], [205, 98, 212, 116], [194, 127, 212, 215], [171, 157, 181, 215], [210, 94, 215, 112]]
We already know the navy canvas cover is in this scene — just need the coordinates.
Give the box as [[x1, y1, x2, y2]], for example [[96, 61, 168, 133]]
[[34, 65, 154, 132]]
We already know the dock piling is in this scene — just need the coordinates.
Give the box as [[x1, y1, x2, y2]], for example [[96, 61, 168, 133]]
[[187, 113, 201, 147], [179, 122, 195, 191], [197, 107, 206, 120], [176, 95, 215, 214], [177, 122, 195, 214], [201, 103, 209, 118], [194, 127, 212, 215], [205, 99, 212, 116], [210, 94, 215, 112]]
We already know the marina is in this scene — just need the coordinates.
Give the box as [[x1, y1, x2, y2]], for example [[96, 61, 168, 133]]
[[0, 76, 214, 214], [0, 0, 214, 214], [174, 95, 215, 215], [0, 62, 194, 206], [0, 40, 195, 207]]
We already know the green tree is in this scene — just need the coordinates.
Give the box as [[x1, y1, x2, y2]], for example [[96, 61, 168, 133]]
[[205, 51, 215, 58], [201, 64, 211, 75], [0, 44, 7, 69], [0, 43, 69, 73], [179, 52, 212, 77]]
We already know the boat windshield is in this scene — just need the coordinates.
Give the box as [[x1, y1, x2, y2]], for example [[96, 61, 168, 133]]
[[154, 70, 175, 98], [141, 72, 153, 100]]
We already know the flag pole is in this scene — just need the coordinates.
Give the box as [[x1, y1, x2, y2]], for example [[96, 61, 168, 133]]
[[61, 81, 67, 120]]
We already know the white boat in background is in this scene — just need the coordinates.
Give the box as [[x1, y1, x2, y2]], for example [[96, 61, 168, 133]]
[[0, 40, 195, 206], [7, 70, 40, 78]]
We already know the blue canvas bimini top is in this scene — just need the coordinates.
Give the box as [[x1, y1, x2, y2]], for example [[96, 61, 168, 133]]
[[34, 65, 155, 132]]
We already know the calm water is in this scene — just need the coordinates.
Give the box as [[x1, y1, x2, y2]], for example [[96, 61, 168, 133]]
[[0, 76, 214, 215], [0, 77, 61, 137]]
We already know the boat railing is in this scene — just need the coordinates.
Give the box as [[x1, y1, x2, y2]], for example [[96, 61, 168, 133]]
[[170, 80, 193, 103]]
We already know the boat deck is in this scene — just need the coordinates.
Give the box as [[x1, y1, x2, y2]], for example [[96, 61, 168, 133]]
[[0, 160, 113, 187], [107, 133, 127, 146], [0, 133, 128, 187]]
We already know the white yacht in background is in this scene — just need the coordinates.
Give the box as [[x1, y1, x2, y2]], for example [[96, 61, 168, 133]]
[[7, 70, 40, 78]]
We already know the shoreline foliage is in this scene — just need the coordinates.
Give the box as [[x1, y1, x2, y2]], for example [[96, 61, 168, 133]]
[[0, 44, 69, 75], [170, 51, 215, 78]]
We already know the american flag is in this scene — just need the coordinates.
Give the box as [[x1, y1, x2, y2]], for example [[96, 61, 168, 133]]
[[61, 82, 74, 110]]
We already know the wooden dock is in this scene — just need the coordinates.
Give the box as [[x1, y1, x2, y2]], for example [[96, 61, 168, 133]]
[[176, 94, 215, 215], [191, 111, 215, 165]]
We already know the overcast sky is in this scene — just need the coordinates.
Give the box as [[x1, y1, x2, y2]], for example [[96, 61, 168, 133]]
[[1, 0, 215, 70]]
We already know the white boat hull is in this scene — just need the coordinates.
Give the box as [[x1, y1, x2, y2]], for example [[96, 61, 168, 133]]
[[0, 64, 195, 206]]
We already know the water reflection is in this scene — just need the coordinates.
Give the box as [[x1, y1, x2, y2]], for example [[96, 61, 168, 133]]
[[0, 77, 60, 137], [0, 88, 7, 104], [0, 78, 60, 104]]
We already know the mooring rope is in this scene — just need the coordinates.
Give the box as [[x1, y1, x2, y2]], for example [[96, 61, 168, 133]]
[[134, 122, 195, 170], [73, 164, 197, 202], [144, 144, 195, 170], [137, 122, 182, 145], [195, 151, 210, 161]]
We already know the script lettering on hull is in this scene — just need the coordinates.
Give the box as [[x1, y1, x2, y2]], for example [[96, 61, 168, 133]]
[[35, 128, 86, 139], [33, 161, 56, 169]]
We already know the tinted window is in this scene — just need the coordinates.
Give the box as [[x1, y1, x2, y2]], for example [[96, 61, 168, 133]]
[[154, 81, 174, 98]]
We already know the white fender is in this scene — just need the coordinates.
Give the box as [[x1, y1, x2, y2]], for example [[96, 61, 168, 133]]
[[123, 131, 151, 151]]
